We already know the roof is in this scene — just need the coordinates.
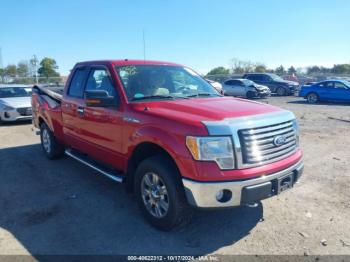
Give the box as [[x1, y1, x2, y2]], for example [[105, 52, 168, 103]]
[[76, 59, 183, 67]]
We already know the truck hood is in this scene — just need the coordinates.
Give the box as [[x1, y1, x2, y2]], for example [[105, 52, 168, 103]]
[[132, 96, 283, 127], [0, 97, 31, 108]]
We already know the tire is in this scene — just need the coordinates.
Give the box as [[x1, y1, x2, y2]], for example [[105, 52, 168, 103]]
[[306, 92, 319, 104], [246, 91, 255, 99], [40, 122, 64, 159], [134, 155, 193, 231], [276, 87, 286, 96]]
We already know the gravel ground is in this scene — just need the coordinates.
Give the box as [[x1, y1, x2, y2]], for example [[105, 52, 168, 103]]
[[0, 96, 349, 257]]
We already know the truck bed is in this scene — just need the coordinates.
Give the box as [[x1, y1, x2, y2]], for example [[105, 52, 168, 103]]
[[33, 85, 64, 103]]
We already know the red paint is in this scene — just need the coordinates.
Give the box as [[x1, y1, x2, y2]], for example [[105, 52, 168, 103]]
[[32, 60, 303, 182]]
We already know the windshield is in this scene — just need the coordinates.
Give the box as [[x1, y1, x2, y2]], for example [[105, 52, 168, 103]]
[[242, 79, 255, 86], [0, 87, 31, 98], [269, 74, 283, 81], [115, 65, 220, 101]]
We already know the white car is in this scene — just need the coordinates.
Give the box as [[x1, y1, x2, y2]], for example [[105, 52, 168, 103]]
[[223, 79, 271, 98], [205, 79, 223, 94], [0, 84, 33, 122]]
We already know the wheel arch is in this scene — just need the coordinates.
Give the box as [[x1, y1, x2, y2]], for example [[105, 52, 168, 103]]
[[125, 142, 181, 193]]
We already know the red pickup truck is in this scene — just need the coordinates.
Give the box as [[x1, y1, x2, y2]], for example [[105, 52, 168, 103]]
[[32, 60, 303, 230]]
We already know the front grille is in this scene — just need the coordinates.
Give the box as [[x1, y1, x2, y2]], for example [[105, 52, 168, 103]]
[[239, 120, 297, 166], [17, 107, 32, 116]]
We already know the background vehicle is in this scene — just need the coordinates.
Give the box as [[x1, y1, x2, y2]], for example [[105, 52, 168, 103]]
[[243, 73, 299, 96], [0, 84, 32, 123], [299, 80, 350, 104], [205, 78, 223, 94], [32, 60, 303, 231], [222, 78, 271, 98]]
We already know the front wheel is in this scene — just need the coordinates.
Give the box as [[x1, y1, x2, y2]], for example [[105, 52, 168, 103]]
[[276, 87, 286, 96], [134, 155, 193, 231], [40, 122, 64, 159], [306, 92, 319, 104]]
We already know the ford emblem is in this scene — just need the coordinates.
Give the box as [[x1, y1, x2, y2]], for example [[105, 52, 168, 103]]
[[273, 135, 287, 147]]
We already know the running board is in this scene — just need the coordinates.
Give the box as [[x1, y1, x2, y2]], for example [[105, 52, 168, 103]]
[[65, 149, 124, 183]]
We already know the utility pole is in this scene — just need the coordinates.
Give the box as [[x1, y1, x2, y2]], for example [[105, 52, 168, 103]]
[[143, 29, 146, 61], [31, 55, 38, 84]]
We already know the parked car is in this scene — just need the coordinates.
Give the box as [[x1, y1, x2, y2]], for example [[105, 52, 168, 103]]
[[32, 60, 303, 231], [0, 84, 32, 123], [205, 78, 223, 94], [299, 80, 350, 103], [243, 73, 299, 96], [222, 79, 271, 98]]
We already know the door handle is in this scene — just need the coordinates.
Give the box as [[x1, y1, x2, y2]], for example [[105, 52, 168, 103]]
[[77, 106, 85, 116]]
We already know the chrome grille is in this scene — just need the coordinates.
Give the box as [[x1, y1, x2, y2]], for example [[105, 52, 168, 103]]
[[239, 120, 297, 165], [17, 107, 32, 116]]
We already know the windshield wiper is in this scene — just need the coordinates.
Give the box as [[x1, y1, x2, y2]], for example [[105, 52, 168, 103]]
[[131, 95, 176, 101], [186, 93, 219, 98]]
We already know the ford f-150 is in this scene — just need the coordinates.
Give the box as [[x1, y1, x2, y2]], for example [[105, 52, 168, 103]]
[[32, 60, 303, 231]]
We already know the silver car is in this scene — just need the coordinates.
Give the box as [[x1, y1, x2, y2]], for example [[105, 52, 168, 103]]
[[223, 79, 271, 99], [0, 84, 32, 122]]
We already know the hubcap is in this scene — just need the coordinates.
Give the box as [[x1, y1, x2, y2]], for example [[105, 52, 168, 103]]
[[308, 94, 317, 103], [277, 88, 285, 96], [141, 172, 169, 218], [42, 129, 51, 153]]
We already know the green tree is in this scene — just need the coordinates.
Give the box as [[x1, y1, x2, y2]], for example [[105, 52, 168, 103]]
[[332, 64, 350, 74], [5, 64, 17, 77], [288, 66, 297, 74], [0, 68, 6, 83], [254, 64, 267, 73], [275, 65, 285, 75], [17, 61, 29, 77], [206, 66, 230, 76], [38, 57, 60, 79]]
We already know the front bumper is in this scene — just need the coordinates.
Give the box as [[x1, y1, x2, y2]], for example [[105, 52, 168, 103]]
[[182, 159, 303, 208], [0, 109, 32, 122]]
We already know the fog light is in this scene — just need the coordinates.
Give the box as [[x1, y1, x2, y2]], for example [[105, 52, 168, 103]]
[[216, 189, 232, 203]]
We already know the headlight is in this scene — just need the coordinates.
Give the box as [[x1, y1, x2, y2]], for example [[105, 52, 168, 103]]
[[186, 136, 235, 169], [292, 119, 300, 146], [3, 105, 15, 111]]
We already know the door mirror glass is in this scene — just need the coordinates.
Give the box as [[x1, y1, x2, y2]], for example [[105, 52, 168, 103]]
[[85, 90, 118, 107]]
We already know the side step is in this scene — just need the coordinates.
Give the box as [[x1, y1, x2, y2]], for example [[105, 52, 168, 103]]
[[65, 149, 124, 183]]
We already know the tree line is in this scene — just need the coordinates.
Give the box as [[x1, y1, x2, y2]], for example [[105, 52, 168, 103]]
[[0, 57, 60, 84], [206, 58, 350, 76]]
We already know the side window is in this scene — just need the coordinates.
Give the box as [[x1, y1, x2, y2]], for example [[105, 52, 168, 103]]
[[225, 80, 235, 85], [262, 75, 271, 82], [86, 68, 117, 97], [68, 68, 87, 97], [324, 82, 334, 88], [334, 82, 346, 89]]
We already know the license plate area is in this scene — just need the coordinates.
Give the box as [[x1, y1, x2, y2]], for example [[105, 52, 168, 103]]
[[276, 173, 294, 194]]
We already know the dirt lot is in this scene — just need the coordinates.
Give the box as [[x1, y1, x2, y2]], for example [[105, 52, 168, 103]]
[[0, 96, 349, 257]]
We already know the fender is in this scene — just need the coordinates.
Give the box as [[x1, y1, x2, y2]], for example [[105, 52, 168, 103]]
[[126, 125, 196, 178]]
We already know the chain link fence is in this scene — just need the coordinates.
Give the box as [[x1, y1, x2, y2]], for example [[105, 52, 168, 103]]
[[0, 76, 67, 86]]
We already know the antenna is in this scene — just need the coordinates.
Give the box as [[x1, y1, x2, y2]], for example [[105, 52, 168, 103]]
[[143, 29, 146, 61]]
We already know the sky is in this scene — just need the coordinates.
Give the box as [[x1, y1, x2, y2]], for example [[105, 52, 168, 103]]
[[1, 0, 350, 75]]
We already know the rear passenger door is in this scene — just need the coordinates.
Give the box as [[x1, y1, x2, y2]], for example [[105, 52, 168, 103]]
[[62, 66, 89, 149]]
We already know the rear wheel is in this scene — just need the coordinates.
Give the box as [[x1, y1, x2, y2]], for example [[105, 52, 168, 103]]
[[276, 87, 286, 96], [134, 155, 193, 231], [40, 122, 64, 159], [306, 92, 319, 104]]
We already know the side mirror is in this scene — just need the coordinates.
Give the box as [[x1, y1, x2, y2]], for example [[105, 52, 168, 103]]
[[85, 90, 118, 107]]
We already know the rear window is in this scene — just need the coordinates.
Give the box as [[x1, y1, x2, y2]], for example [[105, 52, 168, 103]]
[[68, 68, 87, 97]]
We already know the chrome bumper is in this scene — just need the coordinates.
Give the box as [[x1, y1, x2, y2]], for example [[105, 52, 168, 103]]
[[182, 159, 304, 208]]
